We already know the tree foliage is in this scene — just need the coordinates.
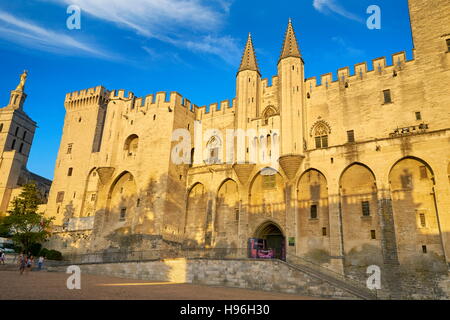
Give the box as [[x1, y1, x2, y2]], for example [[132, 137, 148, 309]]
[[0, 183, 54, 253]]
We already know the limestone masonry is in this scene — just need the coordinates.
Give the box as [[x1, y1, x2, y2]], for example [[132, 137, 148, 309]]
[[39, 0, 450, 297]]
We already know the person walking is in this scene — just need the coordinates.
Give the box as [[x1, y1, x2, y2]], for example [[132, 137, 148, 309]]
[[18, 254, 26, 275], [37, 256, 44, 271], [25, 256, 33, 274], [0, 250, 5, 265]]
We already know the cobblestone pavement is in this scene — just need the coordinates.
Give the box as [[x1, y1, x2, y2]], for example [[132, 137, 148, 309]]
[[0, 270, 322, 300]]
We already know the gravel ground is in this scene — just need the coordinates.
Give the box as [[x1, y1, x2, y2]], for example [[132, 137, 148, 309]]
[[0, 270, 321, 300]]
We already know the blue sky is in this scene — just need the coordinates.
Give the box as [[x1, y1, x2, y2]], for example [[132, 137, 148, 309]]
[[0, 0, 413, 180]]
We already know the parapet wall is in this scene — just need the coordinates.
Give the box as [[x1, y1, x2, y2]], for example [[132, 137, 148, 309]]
[[305, 51, 413, 92], [48, 259, 358, 299], [64, 86, 110, 110]]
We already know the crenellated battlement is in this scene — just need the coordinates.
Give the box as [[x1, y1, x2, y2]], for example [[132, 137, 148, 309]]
[[305, 51, 411, 92], [195, 98, 235, 119], [109, 89, 135, 100], [261, 76, 279, 89], [64, 85, 110, 110]]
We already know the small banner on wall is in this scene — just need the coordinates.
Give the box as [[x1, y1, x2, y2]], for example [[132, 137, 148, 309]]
[[288, 237, 295, 246]]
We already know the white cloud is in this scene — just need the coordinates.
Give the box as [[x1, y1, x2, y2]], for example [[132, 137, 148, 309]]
[[313, 0, 363, 23], [45, 0, 240, 64], [0, 10, 114, 59]]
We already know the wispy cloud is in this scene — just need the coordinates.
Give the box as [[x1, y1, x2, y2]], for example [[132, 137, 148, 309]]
[[0, 10, 114, 59], [45, 0, 241, 64], [332, 36, 364, 57], [313, 0, 364, 23]]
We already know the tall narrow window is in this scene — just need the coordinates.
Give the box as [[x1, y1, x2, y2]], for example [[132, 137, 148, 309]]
[[362, 201, 370, 217], [14, 127, 19, 136], [22, 131, 27, 140], [446, 38, 450, 52], [56, 191, 65, 203], [19, 143, 24, 153], [347, 130, 355, 143], [322, 227, 327, 236], [310, 204, 318, 219], [370, 230, 377, 240], [67, 167, 73, 176], [11, 139, 16, 150], [419, 166, 428, 179], [120, 208, 127, 221], [67, 143, 73, 154], [419, 213, 426, 228], [0, 123, 3, 132], [383, 89, 392, 104], [415, 112, 422, 121]]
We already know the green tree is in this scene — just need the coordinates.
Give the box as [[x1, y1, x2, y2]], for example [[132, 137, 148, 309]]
[[0, 183, 54, 253]]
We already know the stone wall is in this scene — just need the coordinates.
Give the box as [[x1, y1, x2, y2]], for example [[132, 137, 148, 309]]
[[49, 258, 359, 299]]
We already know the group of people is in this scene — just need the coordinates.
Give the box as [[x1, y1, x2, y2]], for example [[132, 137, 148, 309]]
[[18, 254, 44, 275]]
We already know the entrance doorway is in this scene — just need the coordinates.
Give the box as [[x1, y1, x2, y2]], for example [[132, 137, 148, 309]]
[[254, 222, 286, 260]]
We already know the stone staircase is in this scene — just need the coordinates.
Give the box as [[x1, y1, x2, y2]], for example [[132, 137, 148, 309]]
[[283, 255, 378, 300]]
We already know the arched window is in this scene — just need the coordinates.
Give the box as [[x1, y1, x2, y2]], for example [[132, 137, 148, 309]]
[[262, 106, 278, 126], [311, 121, 331, 149], [124, 135, 139, 157], [206, 136, 221, 164]]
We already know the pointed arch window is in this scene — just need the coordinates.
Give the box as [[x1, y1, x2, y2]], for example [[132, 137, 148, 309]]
[[311, 121, 331, 149], [262, 106, 278, 126], [206, 136, 221, 164], [124, 134, 139, 157]]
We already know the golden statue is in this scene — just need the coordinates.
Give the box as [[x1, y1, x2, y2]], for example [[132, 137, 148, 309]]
[[15, 70, 28, 91]]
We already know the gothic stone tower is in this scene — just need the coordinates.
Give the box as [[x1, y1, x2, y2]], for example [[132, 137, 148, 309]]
[[0, 71, 51, 213]]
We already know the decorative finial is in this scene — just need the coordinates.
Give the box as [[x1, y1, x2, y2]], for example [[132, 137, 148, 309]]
[[15, 70, 28, 91]]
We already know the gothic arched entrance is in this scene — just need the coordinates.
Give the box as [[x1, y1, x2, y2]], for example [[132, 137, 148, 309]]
[[254, 222, 286, 260]]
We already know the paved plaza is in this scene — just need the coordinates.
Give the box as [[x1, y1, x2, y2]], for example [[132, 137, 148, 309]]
[[0, 270, 321, 300]]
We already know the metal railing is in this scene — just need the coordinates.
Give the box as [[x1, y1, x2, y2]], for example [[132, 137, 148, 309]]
[[286, 253, 377, 299]]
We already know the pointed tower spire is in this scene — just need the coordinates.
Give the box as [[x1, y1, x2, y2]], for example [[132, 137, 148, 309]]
[[279, 19, 301, 62], [238, 33, 260, 75]]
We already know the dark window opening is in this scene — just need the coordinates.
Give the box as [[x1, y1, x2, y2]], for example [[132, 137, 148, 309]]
[[11, 139, 16, 150], [415, 112, 422, 121], [347, 130, 355, 143], [120, 208, 127, 221], [419, 213, 426, 228], [19, 143, 24, 153], [446, 39, 450, 52], [310, 204, 318, 219], [137, 198, 141, 207], [315, 135, 328, 149], [67, 143, 73, 154], [68, 167, 73, 176], [422, 245, 427, 254], [322, 227, 327, 236], [371, 230, 376, 240], [362, 201, 370, 217], [235, 208, 239, 221], [0, 123, 3, 132], [56, 191, 65, 203], [14, 127, 19, 136], [383, 89, 392, 104]]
